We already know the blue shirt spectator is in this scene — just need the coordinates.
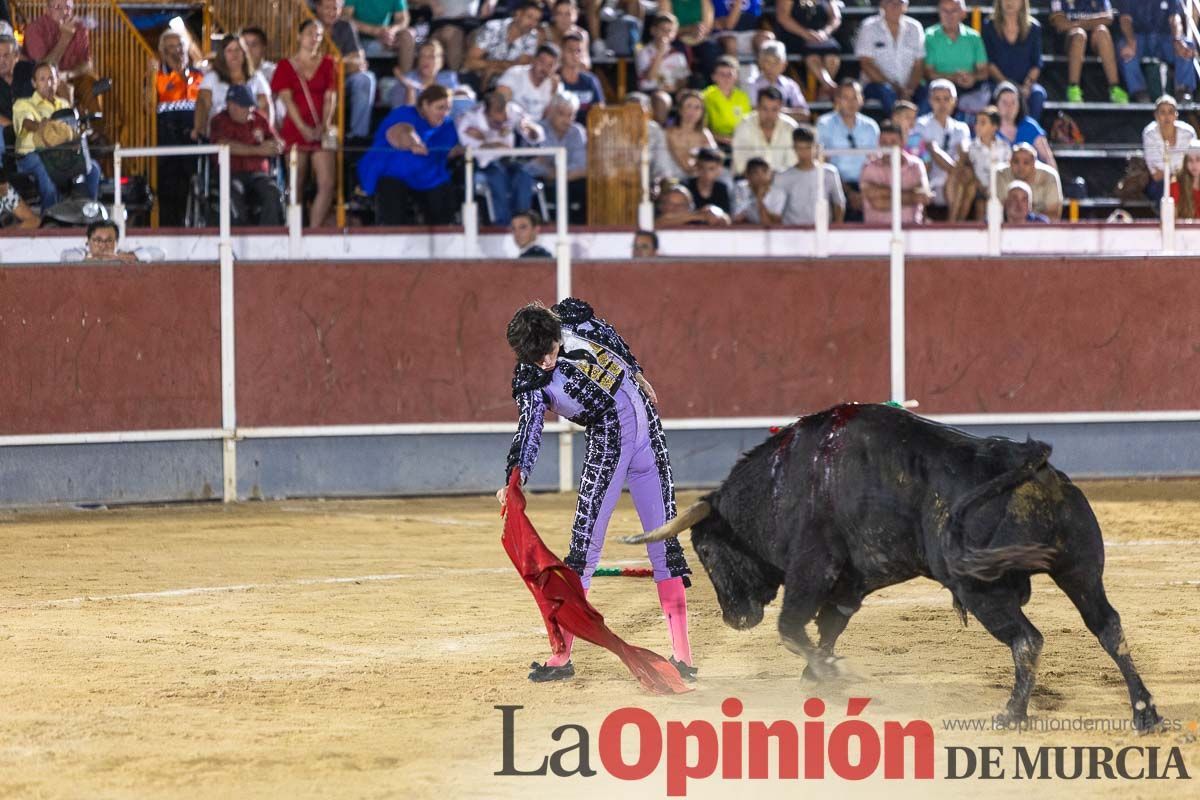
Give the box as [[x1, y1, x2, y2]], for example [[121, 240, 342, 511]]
[[359, 103, 458, 194], [982, 9, 1046, 119], [357, 86, 461, 225], [816, 88, 880, 184], [1114, 0, 1196, 101]]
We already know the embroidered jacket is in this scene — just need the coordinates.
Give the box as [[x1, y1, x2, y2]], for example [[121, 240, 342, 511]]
[[504, 299, 645, 483]]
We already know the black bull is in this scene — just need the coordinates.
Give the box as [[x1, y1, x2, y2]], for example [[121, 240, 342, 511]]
[[625, 403, 1161, 732]]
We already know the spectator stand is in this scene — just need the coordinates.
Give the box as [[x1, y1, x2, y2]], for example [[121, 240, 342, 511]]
[[205, 0, 348, 227], [7, 0, 158, 218]]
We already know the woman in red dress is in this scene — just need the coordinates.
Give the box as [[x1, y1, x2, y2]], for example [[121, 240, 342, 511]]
[[271, 19, 338, 227]]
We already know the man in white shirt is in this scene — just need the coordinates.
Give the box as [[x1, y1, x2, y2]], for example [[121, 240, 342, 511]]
[[458, 90, 545, 224], [733, 157, 786, 225], [777, 125, 846, 225], [913, 78, 970, 211], [498, 43, 561, 120], [731, 87, 799, 175], [854, 0, 926, 114]]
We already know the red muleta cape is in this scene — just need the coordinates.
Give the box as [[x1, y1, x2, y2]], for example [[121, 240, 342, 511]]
[[500, 471, 691, 695]]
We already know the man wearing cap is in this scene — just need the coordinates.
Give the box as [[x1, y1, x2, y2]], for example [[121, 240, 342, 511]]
[[209, 83, 285, 226]]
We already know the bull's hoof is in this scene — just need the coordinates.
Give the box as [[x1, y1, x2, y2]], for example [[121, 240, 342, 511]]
[[1134, 702, 1164, 734], [801, 655, 842, 682]]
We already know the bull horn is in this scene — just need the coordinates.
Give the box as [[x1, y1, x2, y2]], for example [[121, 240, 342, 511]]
[[620, 501, 712, 545]]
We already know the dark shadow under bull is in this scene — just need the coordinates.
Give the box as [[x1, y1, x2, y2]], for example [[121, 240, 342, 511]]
[[625, 403, 1162, 732]]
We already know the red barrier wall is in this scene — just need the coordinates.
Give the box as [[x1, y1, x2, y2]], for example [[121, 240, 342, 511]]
[[0, 263, 220, 434], [234, 260, 555, 425], [907, 257, 1200, 413], [574, 260, 890, 417], [5, 256, 1200, 436]]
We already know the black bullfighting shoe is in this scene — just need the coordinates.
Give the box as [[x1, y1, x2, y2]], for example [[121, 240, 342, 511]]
[[670, 657, 698, 683], [528, 661, 575, 682]]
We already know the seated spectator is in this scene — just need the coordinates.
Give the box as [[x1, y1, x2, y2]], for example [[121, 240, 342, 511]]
[[512, 209, 552, 257], [712, 0, 763, 61], [746, 39, 810, 122], [0, 176, 39, 228], [315, 0, 377, 141], [196, 35, 273, 137], [859, 119, 931, 225], [344, 0, 415, 73], [923, 0, 990, 114], [993, 81, 1055, 167], [1117, 0, 1196, 103], [891, 99, 920, 154], [465, 1, 543, 88], [498, 44, 561, 120], [393, 40, 470, 108], [1170, 143, 1200, 219], [732, 86, 799, 174], [664, 0, 717, 81], [12, 62, 99, 210], [995, 141, 1063, 219], [531, 92, 587, 223], [628, 91, 673, 183], [651, 90, 673, 128], [1143, 94, 1195, 202], [272, 20, 338, 228], [209, 84, 285, 226], [147, 30, 203, 227], [656, 181, 731, 225], [637, 13, 690, 93], [1049, 0, 1128, 103], [413, 0, 492, 72], [22, 0, 101, 124], [914, 79, 970, 214], [777, 124, 846, 224], [983, 0, 1047, 121], [558, 33, 604, 124], [773, 0, 843, 98], [702, 56, 752, 146], [854, 0, 926, 115], [544, 1, 592, 68], [632, 228, 659, 257], [0, 35, 34, 158], [1004, 180, 1049, 223], [685, 147, 732, 213], [357, 84, 462, 225], [457, 90, 544, 225], [663, 88, 718, 179], [947, 103, 1011, 220], [733, 156, 786, 224], [816, 78, 880, 218]]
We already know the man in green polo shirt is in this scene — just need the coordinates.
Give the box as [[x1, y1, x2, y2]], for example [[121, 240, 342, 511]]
[[346, 0, 415, 72], [923, 0, 989, 113]]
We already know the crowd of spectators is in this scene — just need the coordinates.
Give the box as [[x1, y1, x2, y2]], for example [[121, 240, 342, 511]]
[[4, 0, 1200, 233]]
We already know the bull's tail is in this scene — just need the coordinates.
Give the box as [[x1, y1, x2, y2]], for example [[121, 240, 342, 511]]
[[944, 439, 1056, 581], [949, 543, 1057, 581]]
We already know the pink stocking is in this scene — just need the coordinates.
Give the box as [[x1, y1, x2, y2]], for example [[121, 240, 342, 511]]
[[656, 577, 693, 666], [546, 588, 588, 666]]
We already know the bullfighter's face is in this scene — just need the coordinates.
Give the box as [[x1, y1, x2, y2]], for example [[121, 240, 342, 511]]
[[535, 339, 561, 371]]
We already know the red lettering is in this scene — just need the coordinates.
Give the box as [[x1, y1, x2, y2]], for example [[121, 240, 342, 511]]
[[748, 721, 799, 779], [598, 707, 662, 781], [883, 720, 935, 779], [803, 698, 826, 778], [666, 720, 719, 796], [721, 698, 743, 779]]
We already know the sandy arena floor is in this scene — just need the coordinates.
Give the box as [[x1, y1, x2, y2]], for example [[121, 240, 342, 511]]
[[1, 480, 1198, 799]]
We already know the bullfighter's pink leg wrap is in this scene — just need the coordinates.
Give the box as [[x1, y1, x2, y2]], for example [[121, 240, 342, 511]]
[[657, 576, 692, 665], [546, 589, 588, 666]]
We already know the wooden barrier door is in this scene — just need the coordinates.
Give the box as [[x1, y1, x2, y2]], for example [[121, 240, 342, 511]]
[[586, 105, 647, 226]]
